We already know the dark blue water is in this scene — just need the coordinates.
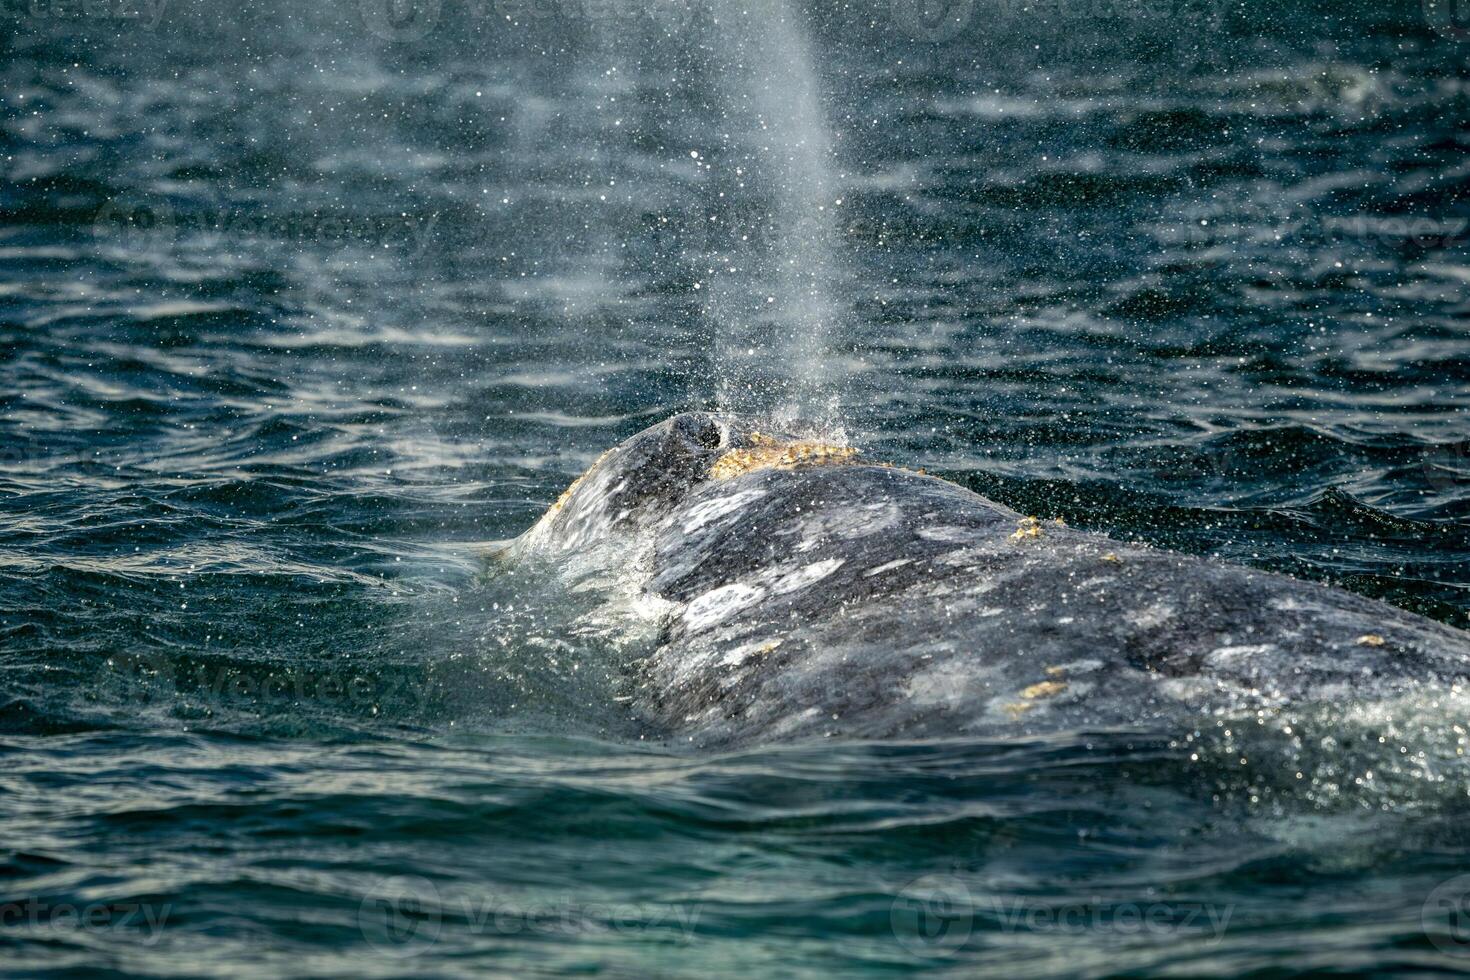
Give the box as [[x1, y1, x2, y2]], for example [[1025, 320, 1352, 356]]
[[3, 1, 1470, 975]]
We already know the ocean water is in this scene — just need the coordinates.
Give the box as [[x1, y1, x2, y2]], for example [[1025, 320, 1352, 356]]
[[2, 0, 1470, 975]]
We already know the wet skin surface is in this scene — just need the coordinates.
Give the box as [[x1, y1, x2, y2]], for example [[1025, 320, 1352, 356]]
[[519, 413, 1470, 747]]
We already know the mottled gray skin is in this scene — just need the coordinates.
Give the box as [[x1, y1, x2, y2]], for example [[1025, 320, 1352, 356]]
[[516, 413, 1470, 747]]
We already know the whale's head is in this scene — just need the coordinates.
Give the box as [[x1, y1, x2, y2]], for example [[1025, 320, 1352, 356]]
[[513, 412, 857, 555]]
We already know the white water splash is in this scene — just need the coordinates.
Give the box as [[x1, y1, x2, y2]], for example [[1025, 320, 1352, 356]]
[[584, 0, 847, 426], [704, 0, 845, 427]]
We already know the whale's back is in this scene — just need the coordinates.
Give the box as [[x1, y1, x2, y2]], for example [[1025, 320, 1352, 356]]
[[515, 413, 1470, 747]]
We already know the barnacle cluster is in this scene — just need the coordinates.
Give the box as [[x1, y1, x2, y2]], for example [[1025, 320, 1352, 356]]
[[1021, 680, 1068, 699], [1008, 516, 1069, 542], [1010, 516, 1044, 541], [708, 431, 860, 480], [1004, 675, 1070, 718]]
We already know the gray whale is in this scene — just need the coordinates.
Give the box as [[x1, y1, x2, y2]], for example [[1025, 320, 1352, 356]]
[[512, 412, 1470, 747]]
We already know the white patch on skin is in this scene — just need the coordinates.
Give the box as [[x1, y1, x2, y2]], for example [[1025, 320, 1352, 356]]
[[904, 660, 979, 707], [681, 487, 767, 533], [771, 558, 843, 595], [1155, 674, 1277, 709], [978, 607, 1005, 617], [1049, 658, 1104, 674], [865, 558, 912, 577], [762, 706, 823, 739], [628, 591, 678, 623], [683, 583, 766, 632], [720, 638, 781, 668], [835, 502, 901, 539], [1051, 679, 1093, 702], [574, 470, 619, 513], [918, 526, 975, 543], [1154, 676, 1219, 702], [1077, 576, 1114, 589], [939, 546, 994, 566], [790, 503, 899, 554], [1206, 644, 1280, 666], [1127, 602, 1175, 629]]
